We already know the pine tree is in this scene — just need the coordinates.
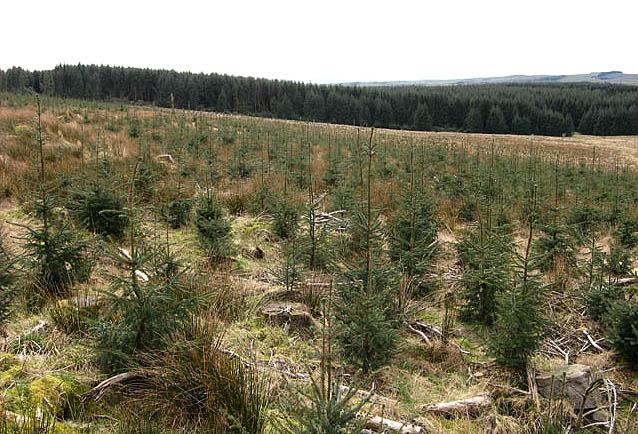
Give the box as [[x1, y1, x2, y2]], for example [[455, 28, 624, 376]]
[[511, 113, 532, 135], [0, 228, 16, 330], [603, 300, 638, 368], [277, 283, 369, 434], [96, 163, 202, 373], [458, 216, 513, 325], [195, 195, 234, 262], [578, 108, 596, 134], [485, 106, 509, 134], [463, 106, 483, 132], [389, 154, 439, 284], [489, 187, 546, 371], [217, 87, 230, 113], [335, 129, 399, 372], [19, 95, 93, 302], [412, 103, 433, 131]]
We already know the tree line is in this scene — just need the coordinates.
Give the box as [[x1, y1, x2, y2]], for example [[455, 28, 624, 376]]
[[2, 64, 638, 136]]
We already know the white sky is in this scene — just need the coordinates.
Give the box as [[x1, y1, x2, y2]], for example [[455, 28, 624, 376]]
[[1, 0, 636, 84]]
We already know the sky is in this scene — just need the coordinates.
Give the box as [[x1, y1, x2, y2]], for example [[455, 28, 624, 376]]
[[2, 0, 636, 84]]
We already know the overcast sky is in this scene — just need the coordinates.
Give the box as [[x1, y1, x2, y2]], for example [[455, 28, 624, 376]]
[[2, 0, 636, 84]]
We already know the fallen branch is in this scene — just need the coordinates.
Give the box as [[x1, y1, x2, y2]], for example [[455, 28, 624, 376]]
[[339, 385, 398, 407], [487, 382, 531, 396], [420, 395, 492, 416], [365, 415, 423, 433], [408, 324, 430, 344], [616, 277, 638, 286], [412, 321, 443, 338], [30, 320, 47, 334], [84, 372, 143, 401], [582, 329, 604, 351]]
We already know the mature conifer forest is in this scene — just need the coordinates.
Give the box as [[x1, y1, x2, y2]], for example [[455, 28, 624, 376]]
[[3, 64, 638, 136]]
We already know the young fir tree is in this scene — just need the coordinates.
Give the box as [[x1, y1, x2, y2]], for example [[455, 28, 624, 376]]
[[335, 129, 399, 373], [0, 228, 16, 330], [96, 163, 202, 373], [532, 163, 577, 281], [277, 283, 370, 434], [389, 150, 439, 286], [489, 187, 547, 371], [274, 235, 304, 295], [19, 95, 93, 303], [69, 138, 128, 237], [301, 174, 332, 271], [603, 299, 638, 369], [457, 213, 513, 325], [195, 194, 234, 262]]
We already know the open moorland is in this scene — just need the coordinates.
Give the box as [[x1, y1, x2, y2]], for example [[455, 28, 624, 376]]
[[1, 92, 638, 433]]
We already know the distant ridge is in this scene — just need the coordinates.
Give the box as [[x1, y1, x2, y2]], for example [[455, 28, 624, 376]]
[[344, 71, 638, 87]]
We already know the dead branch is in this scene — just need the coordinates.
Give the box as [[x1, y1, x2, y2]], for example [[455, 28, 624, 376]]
[[84, 372, 143, 401], [420, 395, 492, 416], [365, 415, 423, 433]]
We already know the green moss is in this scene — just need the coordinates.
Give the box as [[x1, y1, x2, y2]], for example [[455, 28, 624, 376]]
[[53, 423, 83, 434], [0, 352, 18, 370], [1, 365, 24, 383], [28, 375, 88, 418], [14, 124, 31, 135]]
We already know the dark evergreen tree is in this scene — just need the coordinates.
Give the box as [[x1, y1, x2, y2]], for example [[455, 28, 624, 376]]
[[511, 113, 532, 135], [412, 103, 433, 131], [464, 106, 483, 132], [195, 195, 234, 261], [389, 177, 439, 283], [458, 219, 513, 325], [336, 130, 399, 372], [373, 97, 393, 128], [484, 106, 509, 134], [489, 189, 546, 371]]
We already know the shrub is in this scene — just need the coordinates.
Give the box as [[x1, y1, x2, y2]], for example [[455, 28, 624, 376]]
[[0, 229, 16, 329], [161, 197, 193, 229], [95, 244, 203, 373], [49, 296, 100, 335], [603, 300, 638, 368], [272, 199, 299, 240], [195, 196, 234, 261], [585, 283, 622, 320], [69, 186, 128, 237], [276, 374, 369, 434], [222, 191, 250, 216], [19, 190, 94, 302]]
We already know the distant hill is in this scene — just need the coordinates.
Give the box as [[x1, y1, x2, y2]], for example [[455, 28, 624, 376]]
[[344, 71, 638, 87]]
